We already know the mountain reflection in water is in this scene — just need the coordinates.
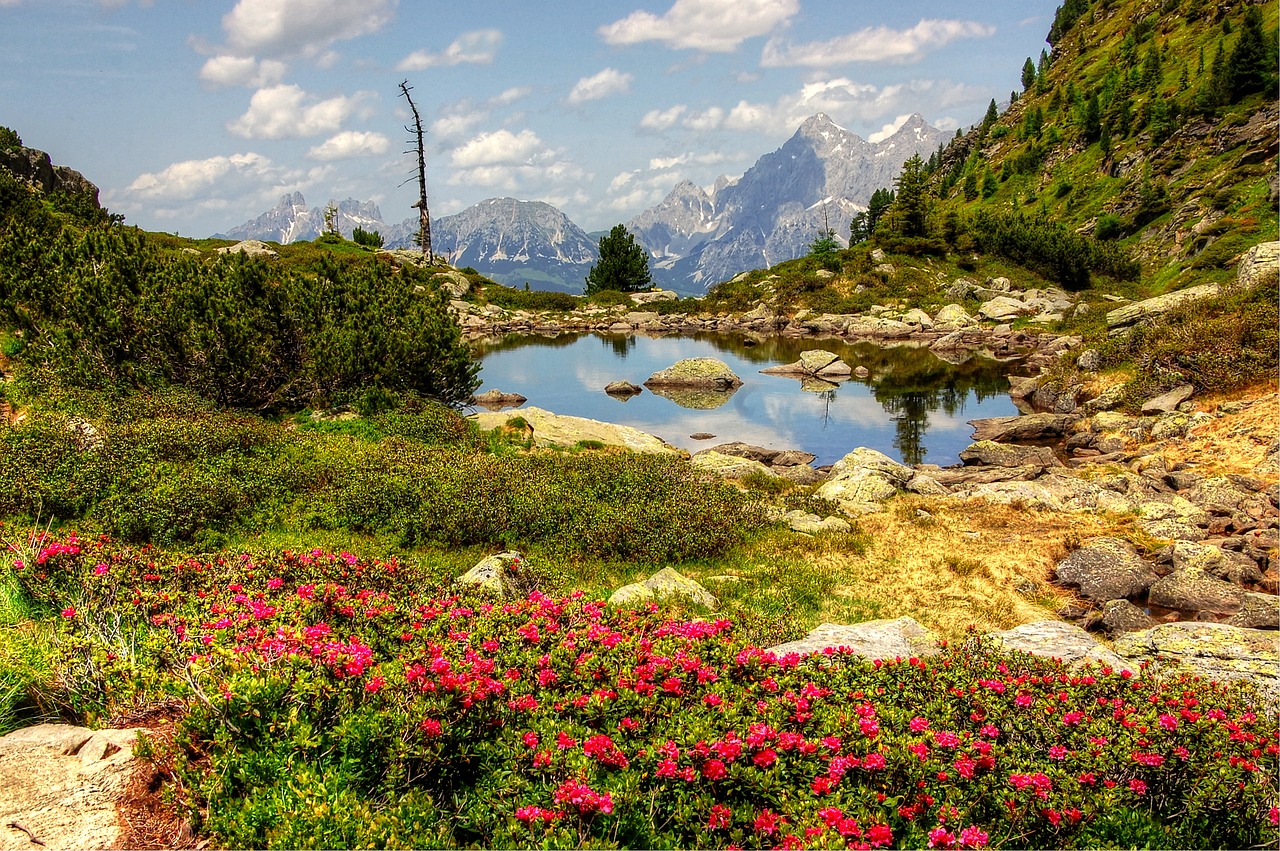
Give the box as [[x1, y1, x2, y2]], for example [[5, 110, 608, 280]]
[[472, 333, 1025, 467]]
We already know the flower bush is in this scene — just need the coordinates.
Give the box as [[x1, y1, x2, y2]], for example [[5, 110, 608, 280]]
[[10, 536, 1280, 849]]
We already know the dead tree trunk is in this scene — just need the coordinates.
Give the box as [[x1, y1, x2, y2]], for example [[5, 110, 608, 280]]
[[399, 80, 432, 260]]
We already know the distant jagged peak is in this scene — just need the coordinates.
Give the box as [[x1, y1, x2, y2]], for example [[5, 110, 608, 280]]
[[798, 112, 849, 135]]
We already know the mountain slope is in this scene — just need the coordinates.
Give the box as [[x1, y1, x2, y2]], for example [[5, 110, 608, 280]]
[[411, 198, 599, 294], [219, 193, 385, 244], [630, 113, 950, 292], [928, 0, 1277, 291]]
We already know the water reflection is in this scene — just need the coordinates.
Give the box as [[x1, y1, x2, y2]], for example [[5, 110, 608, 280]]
[[471, 332, 1027, 466]]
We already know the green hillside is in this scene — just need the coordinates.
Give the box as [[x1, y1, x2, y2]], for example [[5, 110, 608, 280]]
[[930, 0, 1276, 292]]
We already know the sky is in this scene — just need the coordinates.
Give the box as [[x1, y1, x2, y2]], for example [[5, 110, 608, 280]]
[[0, 0, 1060, 237]]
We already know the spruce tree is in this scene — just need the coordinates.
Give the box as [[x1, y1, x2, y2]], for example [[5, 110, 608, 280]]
[[584, 225, 652, 295], [1022, 57, 1037, 91]]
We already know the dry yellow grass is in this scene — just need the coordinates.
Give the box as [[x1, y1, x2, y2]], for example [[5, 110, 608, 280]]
[[769, 497, 1157, 641], [1159, 389, 1279, 481]]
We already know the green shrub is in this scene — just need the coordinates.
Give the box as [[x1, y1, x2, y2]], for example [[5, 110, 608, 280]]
[[1100, 277, 1279, 399], [481, 285, 579, 312]]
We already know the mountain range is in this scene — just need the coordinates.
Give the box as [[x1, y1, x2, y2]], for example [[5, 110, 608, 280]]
[[216, 113, 949, 294]]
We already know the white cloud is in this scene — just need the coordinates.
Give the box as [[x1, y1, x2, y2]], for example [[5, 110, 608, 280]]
[[761, 19, 996, 67], [639, 104, 687, 132], [430, 109, 487, 144], [396, 29, 502, 71], [227, 84, 373, 139], [867, 114, 913, 144], [198, 55, 287, 88], [491, 86, 533, 106], [682, 106, 725, 131], [567, 67, 633, 105], [220, 0, 397, 59], [450, 128, 545, 168], [684, 78, 985, 137], [306, 130, 390, 160], [599, 0, 799, 52], [126, 152, 275, 201]]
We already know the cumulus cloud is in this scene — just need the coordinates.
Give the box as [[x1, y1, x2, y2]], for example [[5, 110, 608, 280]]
[[639, 104, 688, 132], [396, 29, 502, 71], [567, 68, 633, 105], [866, 114, 914, 144], [761, 19, 996, 67], [491, 86, 533, 106], [681, 78, 985, 137], [446, 129, 588, 194], [227, 84, 373, 139], [198, 55, 287, 88], [306, 130, 390, 160], [126, 152, 276, 201], [219, 0, 397, 59], [450, 128, 546, 168], [599, 0, 798, 52]]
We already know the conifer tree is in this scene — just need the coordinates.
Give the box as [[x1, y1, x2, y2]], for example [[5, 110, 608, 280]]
[[585, 225, 651, 294]]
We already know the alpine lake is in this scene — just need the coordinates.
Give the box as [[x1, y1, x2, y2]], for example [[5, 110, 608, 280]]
[[472, 333, 1029, 468]]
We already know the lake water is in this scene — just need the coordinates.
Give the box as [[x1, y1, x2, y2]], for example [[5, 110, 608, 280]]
[[473, 333, 1025, 468]]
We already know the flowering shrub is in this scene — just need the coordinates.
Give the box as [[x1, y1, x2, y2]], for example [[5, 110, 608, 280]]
[[11, 536, 1279, 849]]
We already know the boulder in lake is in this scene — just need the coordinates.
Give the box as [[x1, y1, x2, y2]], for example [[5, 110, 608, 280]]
[[604, 380, 643, 397], [470, 389, 527, 409], [644, 358, 742, 389]]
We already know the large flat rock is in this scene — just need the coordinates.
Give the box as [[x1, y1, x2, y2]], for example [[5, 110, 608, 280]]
[[768, 617, 941, 661], [1113, 622, 1280, 705], [468, 406, 683, 454], [1105, 283, 1220, 328], [0, 725, 142, 851]]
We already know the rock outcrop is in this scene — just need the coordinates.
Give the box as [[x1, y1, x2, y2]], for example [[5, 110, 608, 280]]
[[610, 567, 717, 609], [0, 725, 142, 851], [468, 406, 683, 454]]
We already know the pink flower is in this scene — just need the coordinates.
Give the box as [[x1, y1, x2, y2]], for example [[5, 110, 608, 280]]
[[60, 607, 76, 618], [1129, 778, 1147, 795], [753, 748, 778, 768], [364, 676, 385, 693], [862, 752, 886, 771], [958, 825, 989, 848], [420, 718, 442, 737], [708, 804, 731, 830], [866, 824, 894, 847], [702, 758, 727, 780], [1158, 713, 1178, 731], [1048, 745, 1068, 760], [553, 779, 613, 815], [522, 731, 540, 749], [927, 826, 956, 848], [933, 730, 960, 748], [910, 716, 930, 733], [94, 563, 109, 576], [753, 809, 782, 836]]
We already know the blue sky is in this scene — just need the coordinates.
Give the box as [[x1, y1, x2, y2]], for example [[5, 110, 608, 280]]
[[1, 0, 1059, 237]]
